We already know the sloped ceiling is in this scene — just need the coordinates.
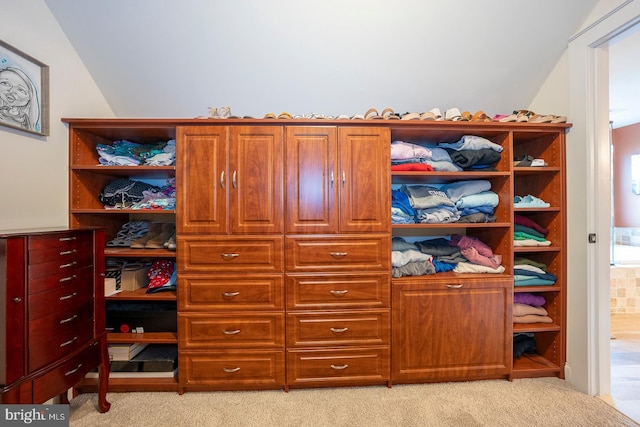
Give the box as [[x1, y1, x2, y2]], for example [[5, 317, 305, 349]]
[[45, 0, 599, 120]]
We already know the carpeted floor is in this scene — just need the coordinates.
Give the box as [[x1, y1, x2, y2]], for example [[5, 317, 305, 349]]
[[69, 377, 639, 427]]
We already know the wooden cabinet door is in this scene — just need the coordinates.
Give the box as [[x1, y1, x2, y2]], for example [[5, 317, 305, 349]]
[[392, 277, 512, 382], [285, 126, 338, 234], [338, 127, 390, 233], [176, 126, 228, 234], [229, 126, 284, 234]]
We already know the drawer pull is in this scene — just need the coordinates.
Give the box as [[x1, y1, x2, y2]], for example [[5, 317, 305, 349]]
[[232, 170, 237, 189], [331, 364, 349, 370], [59, 249, 77, 255], [60, 314, 78, 324], [330, 252, 348, 258], [221, 253, 239, 260], [59, 336, 78, 347], [222, 291, 240, 298], [220, 170, 225, 189], [330, 170, 334, 187], [12, 297, 22, 303], [59, 292, 77, 301], [59, 275, 77, 283], [222, 367, 240, 373], [446, 284, 463, 289], [330, 327, 349, 334], [59, 261, 77, 269], [223, 329, 241, 335], [58, 236, 77, 242], [330, 289, 348, 296], [65, 363, 83, 376]]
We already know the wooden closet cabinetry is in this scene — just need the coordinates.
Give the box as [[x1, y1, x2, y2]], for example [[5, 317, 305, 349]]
[[284, 126, 392, 388], [392, 277, 512, 382], [176, 125, 285, 392]]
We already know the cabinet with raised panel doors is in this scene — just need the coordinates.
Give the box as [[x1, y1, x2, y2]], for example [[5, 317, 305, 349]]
[[284, 126, 392, 388]]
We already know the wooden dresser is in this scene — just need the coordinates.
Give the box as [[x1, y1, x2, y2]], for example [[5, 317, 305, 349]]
[[0, 227, 110, 412]]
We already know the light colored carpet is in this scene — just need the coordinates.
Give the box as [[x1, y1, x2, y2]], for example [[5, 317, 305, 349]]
[[69, 378, 638, 427]]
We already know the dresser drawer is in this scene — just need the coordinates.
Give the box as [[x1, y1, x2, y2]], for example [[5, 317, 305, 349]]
[[29, 324, 93, 371], [179, 274, 284, 311], [32, 341, 99, 403], [285, 235, 390, 272], [177, 236, 283, 273], [29, 278, 93, 321], [286, 273, 389, 310], [287, 310, 390, 347], [29, 239, 93, 266], [28, 254, 92, 282], [286, 347, 390, 387], [179, 313, 284, 349], [29, 265, 94, 295], [29, 300, 93, 345], [180, 350, 284, 390], [28, 231, 93, 252]]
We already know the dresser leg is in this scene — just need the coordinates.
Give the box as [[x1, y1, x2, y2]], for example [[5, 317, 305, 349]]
[[97, 335, 111, 413]]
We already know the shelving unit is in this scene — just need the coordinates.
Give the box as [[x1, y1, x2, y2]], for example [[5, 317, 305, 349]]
[[65, 118, 570, 393], [67, 120, 178, 392]]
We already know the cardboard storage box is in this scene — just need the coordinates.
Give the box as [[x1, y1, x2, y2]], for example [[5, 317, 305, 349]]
[[120, 265, 150, 291]]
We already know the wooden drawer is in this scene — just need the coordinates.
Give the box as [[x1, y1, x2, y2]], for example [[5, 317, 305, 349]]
[[29, 265, 94, 295], [179, 274, 284, 311], [29, 300, 93, 345], [28, 231, 93, 252], [29, 278, 93, 321], [286, 347, 390, 387], [28, 254, 92, 282], [29, 325, 93, 372], [287, 310, 390, 347], [177, 236, 283, 273], [180, 350, 284, 390], [29, 240, 93, 266], [285, 235, 390, 272], [32, 341, 99, 403], [179, 313, 284, 349], [286, 273, 389, 310]]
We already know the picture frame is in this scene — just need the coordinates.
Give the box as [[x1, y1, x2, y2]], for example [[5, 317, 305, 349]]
[[0, 39, 49, 136]]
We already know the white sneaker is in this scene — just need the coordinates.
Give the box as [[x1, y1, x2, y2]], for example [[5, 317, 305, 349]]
[[445, 107, 462, 121], [429, 108, 443, 120]]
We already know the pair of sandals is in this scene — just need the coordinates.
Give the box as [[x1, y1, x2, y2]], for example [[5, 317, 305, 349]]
[[106, 221, 150, 247], [499, 110, 567, 123]]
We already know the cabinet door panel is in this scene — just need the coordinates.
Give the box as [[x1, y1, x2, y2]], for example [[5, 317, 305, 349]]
[[285, 126, 338, 234], [177, 126, 228, 234], [338, 127, 390, 233], [392, 278, 512, 382], [229, 126, 284, 234]]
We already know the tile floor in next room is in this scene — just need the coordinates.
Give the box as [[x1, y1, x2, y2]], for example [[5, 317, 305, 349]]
[[604, 313, 640, 423]]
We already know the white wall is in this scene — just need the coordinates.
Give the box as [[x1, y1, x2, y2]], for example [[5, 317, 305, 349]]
[[0, 0, 114, 230]]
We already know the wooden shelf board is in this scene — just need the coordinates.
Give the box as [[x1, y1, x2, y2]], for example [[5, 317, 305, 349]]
[[104, 247, 176, 258], [392, 222, 511, 229], [107, 332, 177, 344], [513, 323, 561, 333], [75, 376, 178, 393], [511, 354, 561, 379], [106, 288, 176, 301]]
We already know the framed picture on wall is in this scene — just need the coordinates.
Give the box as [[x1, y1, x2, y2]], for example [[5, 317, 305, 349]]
[[0, 39, 49, 136]]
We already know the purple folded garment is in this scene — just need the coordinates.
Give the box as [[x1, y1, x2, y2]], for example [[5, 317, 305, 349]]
[[514, 292, 546, 307]]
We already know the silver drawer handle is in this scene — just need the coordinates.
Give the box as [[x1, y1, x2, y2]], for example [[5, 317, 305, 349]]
[[330, 327, 349, 333], [59, 262, 77, 269], [222, 367, 240, 373], [447, 284, 463, 289], [58, 236, 77, 242], [59, 275, 77, 283], [222, 291, 240, 298], [330, 252, 347, 257], [220, 170, 225, 189], [60, 336, 78, 347], [65, 363, 83, 376], [331, 364, 348, 370], [221, 253, 239, 260], [223, 329, 241, 335], [330, 290, 348, 296], [59, 249, 77, 255], [59, 292, 77, 301], [60, 314, 78, 324]]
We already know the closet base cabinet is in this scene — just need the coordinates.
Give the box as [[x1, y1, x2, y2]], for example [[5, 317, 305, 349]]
[[0, 228, 109, 412], [391, 276, 513, 383]]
